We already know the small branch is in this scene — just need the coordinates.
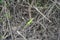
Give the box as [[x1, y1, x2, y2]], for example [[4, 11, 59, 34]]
[[17, 31, 27, 40], [4, 1, 14, 40], [28, 0, 34, 19], [33, 6, 52, 22]]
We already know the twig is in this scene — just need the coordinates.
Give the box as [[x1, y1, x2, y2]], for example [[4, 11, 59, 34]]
[[47, 3, 56, 18], [17, 31, 27, 40], [37, 22, 46, 31], [4, 1, 14, 40], [28, 0, 34, 19], [3, 33, 10, 39], [33, 6, 52, 22]]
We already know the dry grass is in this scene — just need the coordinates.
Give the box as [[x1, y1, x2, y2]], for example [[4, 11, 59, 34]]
[[0, 0, 60, 40]]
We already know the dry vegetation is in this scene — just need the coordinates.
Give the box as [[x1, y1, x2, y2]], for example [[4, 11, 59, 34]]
[[0, 0, 60, 40]]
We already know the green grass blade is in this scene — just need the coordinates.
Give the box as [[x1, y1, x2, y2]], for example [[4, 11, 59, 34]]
[[26, 18, 34, 26], [22, 18, 34, 30]]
